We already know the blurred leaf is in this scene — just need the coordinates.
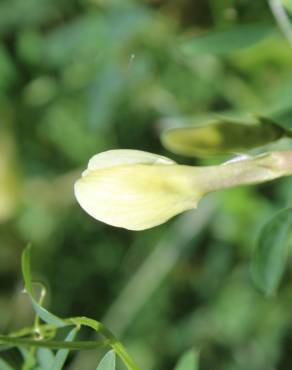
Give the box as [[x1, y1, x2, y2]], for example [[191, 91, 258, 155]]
[[208, 1, 238, 27], [282, 0, 292, 13], [0, 358, 15, 370], [23, 76, 57, 106], [0, 0, 57, 35], [50, 327, 79, 370], [43, 14, 108, 67], [16, 29, 44, 65], [251, 208, 292, 295], [40, 99, 102, 164], [88, 63, 125, 130], [174, 349, 199, 370], [37, 348, 55, 370], [181, 24, 274, 57], [272, 108, 292, 130], [21, 346, 36, 369], [96, 350, 116, 370], [43, 6, 149, 67], [0, 44, 16, 91], [21, 247, 65, 327], [161, 116, 285, 157], [0, 128, 19, 222], [17, 30, 44, 65]]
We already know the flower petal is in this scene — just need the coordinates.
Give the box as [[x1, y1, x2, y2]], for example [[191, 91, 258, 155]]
[[84, 149, 175, 176]]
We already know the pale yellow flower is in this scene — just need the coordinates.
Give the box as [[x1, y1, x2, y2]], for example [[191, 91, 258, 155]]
[[74, 149, 292, 231], [74, 150, 202, 230]]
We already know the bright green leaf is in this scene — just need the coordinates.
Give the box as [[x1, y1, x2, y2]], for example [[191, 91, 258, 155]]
[[96, 350, 116, 370], [174, 349, 199, 370], [252, 208, 292, 296]]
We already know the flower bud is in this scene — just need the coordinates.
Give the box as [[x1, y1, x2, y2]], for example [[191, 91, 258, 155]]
[[74, 149, 292, 231], [161, 117, 284, 157], [74, 150, 202, 230]]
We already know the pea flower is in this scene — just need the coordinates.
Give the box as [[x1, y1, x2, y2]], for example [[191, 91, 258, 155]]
[[74, 149, 292, 230]]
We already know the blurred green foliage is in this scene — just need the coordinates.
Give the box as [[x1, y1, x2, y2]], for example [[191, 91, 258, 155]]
[[252, 208, 292, 297], [1, 0, 292, 369]]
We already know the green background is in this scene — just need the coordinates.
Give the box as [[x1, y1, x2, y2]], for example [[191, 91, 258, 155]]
[[1, 0, 292, 369]]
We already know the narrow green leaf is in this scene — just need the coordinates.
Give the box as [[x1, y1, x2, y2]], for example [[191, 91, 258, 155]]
[[37, 348, 55, 370], [21, 347, 36, 370], [21, 247, 65, 327], [21, 246, 33, 295], [174, 349, 199, 370], [96, 350, 116, 370], [181, 24, 274, 56], [0, 358, 15, 370], [161, 116, 284, 157], [31, 299, 65, 327], [252, 208, 292, 295], [50, 327, 78, 370]]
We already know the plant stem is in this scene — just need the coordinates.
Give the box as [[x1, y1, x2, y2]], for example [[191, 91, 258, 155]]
[[9, 324, 56, 338], [0, 335, 109, 350], [33, 283, 47, 338], [191, 151, 292, 194], [268, 0, 292, 44], [69, 317, 141, 370], [21, 284, 48, 370], [111, 342, 140, 370], [6, 317, 141, 370]]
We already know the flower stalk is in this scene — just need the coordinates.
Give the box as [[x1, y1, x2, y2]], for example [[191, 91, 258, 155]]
[[191, 151, 292, 194]]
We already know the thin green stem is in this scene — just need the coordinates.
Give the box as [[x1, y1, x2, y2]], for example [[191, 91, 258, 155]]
[[21, 283, 48, 370], [0, 335, 109, 350], [33, 283, 47, 338], [20, 245, 140, 370], [68, 317, 141, 370], [9, 323, 56, 338], [4, 317, 141, 370], [112, 342, 140, 370]]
